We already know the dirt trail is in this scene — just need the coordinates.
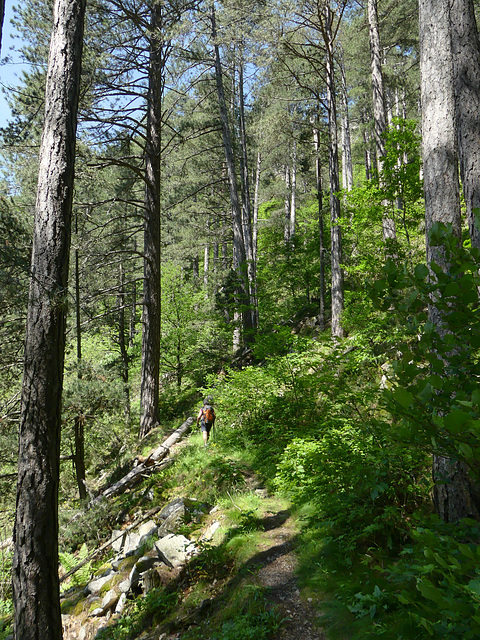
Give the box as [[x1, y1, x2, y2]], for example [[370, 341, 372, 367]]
[[253, 509, 326, 640]]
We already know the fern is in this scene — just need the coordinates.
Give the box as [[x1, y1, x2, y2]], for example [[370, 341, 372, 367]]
[[60, 543, 91, 591]]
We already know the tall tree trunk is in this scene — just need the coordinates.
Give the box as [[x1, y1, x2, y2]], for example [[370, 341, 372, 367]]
[[118, 264, 131, 426], [420, 0, 479, 522], [290, 139, 297, 239], [325, 6, 344, 339], [450, 0, 480, 250], [252, 151, 261, 328], [284, 164, 291, 243], [12, 0, 86, 637], [140, 1, 163, 439], [74, 226, 87, 499], [74, 414, 86, 499], [313, 123, 326, 331], [367, 0, 396, 241], [74, 214, 87, 499], [204, 242, 209, 290], [238, 58, 257, 330], [211, 5, 253, 348], [0, 0, 5, 54], [339, 58, 353, 192]]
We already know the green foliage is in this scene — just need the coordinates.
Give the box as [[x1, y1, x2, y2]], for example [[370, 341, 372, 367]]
[[210, 602, 283, 640], [160, 263, 228, 390], [59, 543, 92, 591], [344, 118, 424, 281], [383, 519, 480, 639], [371, 223, 480, 467], [95, 589, 179, 640], [256, 199, 324, 330]]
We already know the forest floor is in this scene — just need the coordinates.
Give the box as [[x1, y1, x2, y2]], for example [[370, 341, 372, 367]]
[[152, 441, 327, 640], [246, 506, 326, 640], [61, 433, 328, 640]]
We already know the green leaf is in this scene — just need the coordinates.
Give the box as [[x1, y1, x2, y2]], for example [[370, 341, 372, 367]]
[[443, 410, 470, 434], [458, 442, 474, 461], [467, 578, 480, 596], [392, 388, 414, 409], [415, 264, 429, 279], [417, 579, 447, 606], [458, 543, 476, 560]]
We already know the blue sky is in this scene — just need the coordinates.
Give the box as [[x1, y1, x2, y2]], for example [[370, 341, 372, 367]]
[[0, 3, 31, 128]]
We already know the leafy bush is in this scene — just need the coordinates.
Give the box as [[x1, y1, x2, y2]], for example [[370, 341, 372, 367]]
[[383, 519, 480, 639]]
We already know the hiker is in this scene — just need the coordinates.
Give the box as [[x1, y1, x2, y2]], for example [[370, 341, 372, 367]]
[[196, 398, 216, 447]]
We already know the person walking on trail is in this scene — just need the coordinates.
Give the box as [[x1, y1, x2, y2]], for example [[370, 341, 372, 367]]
[[197, 398, 215, 447]]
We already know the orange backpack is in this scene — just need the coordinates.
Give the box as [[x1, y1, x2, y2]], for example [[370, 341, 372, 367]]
[[203, 405, 215, 425]]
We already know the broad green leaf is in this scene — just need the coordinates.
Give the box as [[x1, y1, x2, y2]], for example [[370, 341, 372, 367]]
[[467, 578, 480, 596], [443, 410, 470, 434], [392, 388, 414, 409]]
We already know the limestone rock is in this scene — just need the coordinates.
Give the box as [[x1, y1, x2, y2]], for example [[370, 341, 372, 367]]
[[101, 589, 119, 613], [154, 534, 196, 568], [138, 520, 158, 542], [84, 573, 114, 596]]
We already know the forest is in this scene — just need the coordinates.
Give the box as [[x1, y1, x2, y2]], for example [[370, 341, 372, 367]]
[[1, 0, 480, 638]]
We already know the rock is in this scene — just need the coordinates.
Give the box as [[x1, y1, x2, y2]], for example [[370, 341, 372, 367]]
[[115, 592, 127, 614], [142, 567, 162, 593], [135, 555, 157, 573], [138, 520, 158, 546], [90, 608, 104, 617], [129, 565, 140, 588], [118, 578, 131, 593], [202, 521, 221, 540], [84, 573, 114, 596], [123, 532, 141, 556], [154, 534, 196, 569], [157, 498, 187, 535], [101, 589, 119, 613], [111, 530, 126, 553]]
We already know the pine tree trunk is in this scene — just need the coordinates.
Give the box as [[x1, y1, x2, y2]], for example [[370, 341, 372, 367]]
[[313, 123, 326, 331], [118, 264, 131, 426], [419, 0, 480, 522], [204, 243, 209, 290], [238, 59, 257, 330], [74, 415, 87, 500], [12, 0, 86, 638], [340, 59, 353, 192], [284, 164, 291, 243], [140, 2, 163, 439], [0, 0, 4, 53], [253, 151, 261, 328], [450, 0, 480, 250], [367, 0, 396, 241], [290, 140, 297, 239], [325, 6, 344, 339], [211, 6, 253, 347]]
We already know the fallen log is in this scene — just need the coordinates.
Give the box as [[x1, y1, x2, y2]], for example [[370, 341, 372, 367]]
[[91, 417, 194, 505]]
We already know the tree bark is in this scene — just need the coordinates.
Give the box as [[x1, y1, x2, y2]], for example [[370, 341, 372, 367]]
[[238, 59, 257, 330], [449, 0, 480, 250], [0, 0, 4, 55], [211, 5, 253, 348], [367, 0, 396, 242], [118, 264, 131, 426], [339, 58, 353, 192], [419, 0, 478, 522], [290, 139, 297, 239], [325, 6, 344, 339], [140, 1, 163, 439], [313, 122, 326, 331], [74, 414, 87, 500], [12, 0, 86, 638]]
